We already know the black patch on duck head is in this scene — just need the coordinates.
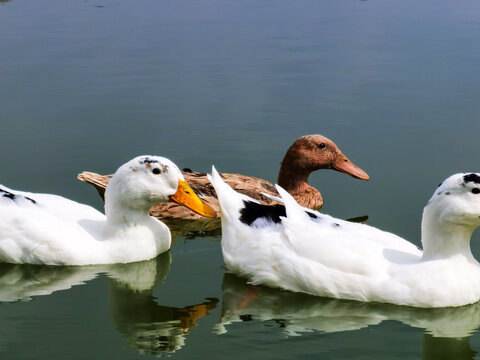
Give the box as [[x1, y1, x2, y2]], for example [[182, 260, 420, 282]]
[[239, 200, 317, 226], [0, 188, 36, 204], [463, 174, 480, 185], [139, 157, 159, 165]]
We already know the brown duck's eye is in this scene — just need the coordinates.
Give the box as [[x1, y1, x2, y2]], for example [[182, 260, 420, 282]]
[[472, 188, 480, 194], [152, 168, 161, 175], [318, 143, 326, 149]]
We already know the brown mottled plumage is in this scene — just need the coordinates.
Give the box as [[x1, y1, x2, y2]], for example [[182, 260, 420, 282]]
[[77, 135, 369, 221]]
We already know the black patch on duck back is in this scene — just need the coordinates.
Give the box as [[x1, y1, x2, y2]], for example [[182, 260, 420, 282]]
[[464, 174, 480, 184], [239, 200, 317, 226], [0, 188, 36, 204], [1, 189, 15, 200]]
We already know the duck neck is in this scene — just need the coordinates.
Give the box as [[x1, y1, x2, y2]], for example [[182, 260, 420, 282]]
[[277, 151, 315, 194], [103, 177, 159, 234], [105, 200, 151, 229], [278, 167, 312, 194], [421, 210, 475, 261], [278, 153, 324, 208]]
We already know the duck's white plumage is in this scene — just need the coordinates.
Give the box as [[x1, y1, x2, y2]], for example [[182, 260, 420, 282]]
[[209, 167, 480, 308], [0, 156, 214, 266]]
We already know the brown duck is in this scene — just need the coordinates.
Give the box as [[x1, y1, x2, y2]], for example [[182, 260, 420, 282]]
[[78, 135, 369, 220]]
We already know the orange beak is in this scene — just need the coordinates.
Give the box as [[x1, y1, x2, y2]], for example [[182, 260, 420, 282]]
[[332, 154, 370, 180], [169, 180, 217, 218]]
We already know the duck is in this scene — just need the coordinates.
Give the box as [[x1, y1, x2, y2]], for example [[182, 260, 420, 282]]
[[0, 155, 216, 265], [209, 167, 480, 308], [77, 135, 369, 220]]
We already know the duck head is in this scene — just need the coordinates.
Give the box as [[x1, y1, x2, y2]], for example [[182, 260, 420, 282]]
[[280, 135, 369, 180], [424, 173, 480, 228], [105, 156, 216, 218], [421, 173, 480, 259]]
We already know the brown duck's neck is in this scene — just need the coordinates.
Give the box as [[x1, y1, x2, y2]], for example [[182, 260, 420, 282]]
[[277, 166, 323, 209], [277, 147, 325, 209], [277, 166, 312, 193], [277, 148, 317, 191]]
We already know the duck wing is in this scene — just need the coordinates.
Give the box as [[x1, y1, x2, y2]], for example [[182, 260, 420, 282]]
[[0, 185, 105, 264], [184, 171, 279, 203], [276, 185, 420, 266], [77, 172, 111, 200]]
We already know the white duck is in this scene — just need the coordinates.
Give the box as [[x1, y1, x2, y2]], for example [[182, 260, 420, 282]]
[[0, 156, 216, 265], [209, 168, 480, 308]]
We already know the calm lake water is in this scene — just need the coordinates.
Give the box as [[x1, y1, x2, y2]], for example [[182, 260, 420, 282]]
[[2, 0, 480, 358]]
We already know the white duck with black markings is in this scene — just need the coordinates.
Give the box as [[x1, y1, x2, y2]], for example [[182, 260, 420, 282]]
[[0, 156, 215, 265], [209, 167, 480, 308]]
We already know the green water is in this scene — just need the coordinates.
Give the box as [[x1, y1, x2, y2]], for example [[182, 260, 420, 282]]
[[1, 0, 480, 358]]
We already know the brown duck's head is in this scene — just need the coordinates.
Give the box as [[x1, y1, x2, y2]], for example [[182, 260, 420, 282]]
[[281, 134, 370, 180]]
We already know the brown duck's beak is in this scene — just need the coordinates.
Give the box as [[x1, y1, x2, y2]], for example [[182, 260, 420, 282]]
[[169, 180, 217, 218], [332, 155, 370, 180]]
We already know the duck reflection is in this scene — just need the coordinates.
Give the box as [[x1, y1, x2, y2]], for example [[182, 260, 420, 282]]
[[0, 254, 169, 302], [107, 252, 218, 354], [218, 273, 479, 359], [163, 218, 221, 240], [0, 253, 218, 354], [0, 262, 98, 302]]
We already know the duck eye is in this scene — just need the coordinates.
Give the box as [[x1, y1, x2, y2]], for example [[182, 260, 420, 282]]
[[472, 188, 480, 194], [152, 168, 161, 175], [318, 143, 326, 149]]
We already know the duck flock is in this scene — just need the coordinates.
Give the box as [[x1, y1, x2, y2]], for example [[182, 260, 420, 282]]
[[1, 134, 480, 308]]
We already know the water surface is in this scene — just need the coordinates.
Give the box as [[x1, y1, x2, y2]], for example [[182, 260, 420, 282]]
[[1, 0, 480, 358]]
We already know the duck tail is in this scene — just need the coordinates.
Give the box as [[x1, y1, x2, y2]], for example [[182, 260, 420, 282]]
[[77, 172, 111, 201], [275, 185, 310, 219], [275, 185, 316, 241], [208, 166, 255, 221]]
